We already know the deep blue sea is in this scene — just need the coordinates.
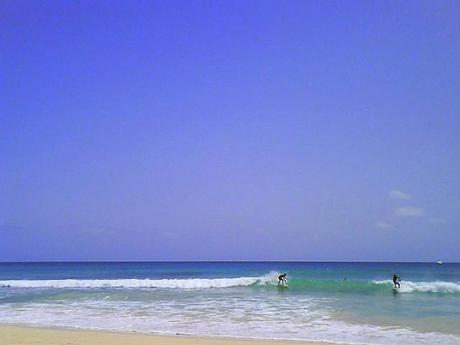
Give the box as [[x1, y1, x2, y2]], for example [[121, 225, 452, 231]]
[[1, 262, 459, 344]]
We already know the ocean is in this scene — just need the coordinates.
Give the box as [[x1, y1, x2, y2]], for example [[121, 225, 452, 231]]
[[0, 262, 459, 344]]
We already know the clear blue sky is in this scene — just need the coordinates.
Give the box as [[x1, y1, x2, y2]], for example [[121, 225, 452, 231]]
[[1, 0, 459, 261]]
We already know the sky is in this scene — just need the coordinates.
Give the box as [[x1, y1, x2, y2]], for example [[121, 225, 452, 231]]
[[1, 0, 459, 262]]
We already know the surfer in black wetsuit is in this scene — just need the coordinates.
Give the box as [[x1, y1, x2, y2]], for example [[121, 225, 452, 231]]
[[278, 273, 288, 286], [393, 274, 401, 288]]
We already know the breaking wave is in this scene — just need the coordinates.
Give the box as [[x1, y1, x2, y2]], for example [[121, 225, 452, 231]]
[[0, 277, 259, 289], [373, 280, 460, 293], [1, 272, 459, 294], [0, 272, 278, 289]]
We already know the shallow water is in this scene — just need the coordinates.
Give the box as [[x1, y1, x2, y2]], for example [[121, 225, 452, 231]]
[[0, 262, 459, 344]]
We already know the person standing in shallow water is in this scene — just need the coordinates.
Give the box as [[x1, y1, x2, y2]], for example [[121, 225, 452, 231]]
[[393, 274, 401, 288], [278, 273, 288, 286]]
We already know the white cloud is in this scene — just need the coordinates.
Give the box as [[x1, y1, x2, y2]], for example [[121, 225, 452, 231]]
[[373, 221, 393, 229], [394, 207, 424, 218], [389, 190, 412, 200]]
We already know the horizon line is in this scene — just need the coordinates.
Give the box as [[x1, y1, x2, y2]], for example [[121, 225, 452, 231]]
[[0, 260, 456, 264]]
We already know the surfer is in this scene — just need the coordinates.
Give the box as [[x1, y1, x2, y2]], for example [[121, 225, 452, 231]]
[[278, 273, 288, 286], [392, 274, 401, 289]]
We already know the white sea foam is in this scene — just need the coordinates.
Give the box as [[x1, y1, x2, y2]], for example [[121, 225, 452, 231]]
[[0, 272, 279, 289], [1, 271, 459, 344], [0, 278, 257, 289], [373, 280, 460, 293], [3, 274, 459, 294], [0, 294, 459, 345]]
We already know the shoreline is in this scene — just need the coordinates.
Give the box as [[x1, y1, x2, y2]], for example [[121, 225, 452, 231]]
[[0, 324, 338, 345]]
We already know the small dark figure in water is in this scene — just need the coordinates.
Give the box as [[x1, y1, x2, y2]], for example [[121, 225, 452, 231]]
[[278, 273, 288, 286], [393, 274, 401, 288]]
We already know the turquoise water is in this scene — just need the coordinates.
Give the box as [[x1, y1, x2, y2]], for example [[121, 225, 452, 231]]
[[1, 262, 459, 344]]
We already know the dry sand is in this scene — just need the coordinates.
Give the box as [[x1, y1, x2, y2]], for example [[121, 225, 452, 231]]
[[0, 325, 336, 345]]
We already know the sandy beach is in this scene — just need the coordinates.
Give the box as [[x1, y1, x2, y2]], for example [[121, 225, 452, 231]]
[[0, 325, 335, 345]]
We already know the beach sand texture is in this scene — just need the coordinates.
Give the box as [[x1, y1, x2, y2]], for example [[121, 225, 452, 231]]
[[0, 325, 334, 345]]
